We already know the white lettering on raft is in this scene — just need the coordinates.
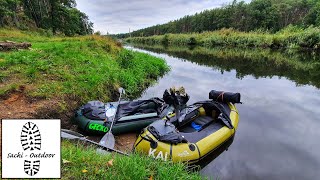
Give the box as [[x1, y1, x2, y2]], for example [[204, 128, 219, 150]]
[[177, 150, 190, 157], [148, 148, 168, 161]]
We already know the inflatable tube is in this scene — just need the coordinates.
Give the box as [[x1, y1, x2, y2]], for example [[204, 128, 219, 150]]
[[133, 101, 239, 164], [73, 98, 170, 135]]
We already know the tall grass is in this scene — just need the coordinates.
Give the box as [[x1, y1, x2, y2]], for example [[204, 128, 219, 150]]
[[126, 26, 320, 50]]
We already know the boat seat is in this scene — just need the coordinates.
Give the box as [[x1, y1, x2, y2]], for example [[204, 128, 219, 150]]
[[178, 116, 214, 133], [193, 116, 213, 126], [180, 122, 225, 143]]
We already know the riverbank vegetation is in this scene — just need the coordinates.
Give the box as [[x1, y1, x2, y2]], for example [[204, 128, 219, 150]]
[[61, 140, 202, 179], [126, 26, 320, 50], [123, 0, 320, 50]]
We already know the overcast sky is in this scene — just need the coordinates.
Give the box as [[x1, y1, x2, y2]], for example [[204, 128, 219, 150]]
[[76, 0, 251, 34]]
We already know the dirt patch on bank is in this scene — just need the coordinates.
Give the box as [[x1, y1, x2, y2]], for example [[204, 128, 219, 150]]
[[0, 85, 78, 126], [1, 94, 45, 120], [114, 133, 137, 152], [0, 89, 137, 156], [0, 88, 78, 157], [87, 133, 138, 153]]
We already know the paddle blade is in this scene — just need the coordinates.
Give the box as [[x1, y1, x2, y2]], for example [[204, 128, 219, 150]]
[[118, 87, 125, 95], [99, 132, 115, 149]]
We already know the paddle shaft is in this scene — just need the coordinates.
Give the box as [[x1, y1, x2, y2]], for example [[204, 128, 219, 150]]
[[108, 90, 123, 133], [82, 137, 128, 155], [61, 130, 128, 156]]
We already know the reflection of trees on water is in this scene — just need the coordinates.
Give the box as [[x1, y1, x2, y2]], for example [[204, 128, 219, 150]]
[[131, 44, 320, 89]]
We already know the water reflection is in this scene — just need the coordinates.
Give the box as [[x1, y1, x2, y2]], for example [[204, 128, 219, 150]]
[[126, 45, 320, 180], [130, 44, 320, 89]]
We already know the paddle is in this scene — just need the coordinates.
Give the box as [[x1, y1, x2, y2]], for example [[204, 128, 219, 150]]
[[61, 129, 128, 156], [99, 87, 125, 149]]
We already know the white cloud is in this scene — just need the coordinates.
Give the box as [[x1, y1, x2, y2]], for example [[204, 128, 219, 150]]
[[75, 0, 251, 34]]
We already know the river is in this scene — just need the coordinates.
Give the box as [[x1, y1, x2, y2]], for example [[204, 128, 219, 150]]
[[126, 44, 320, 179]]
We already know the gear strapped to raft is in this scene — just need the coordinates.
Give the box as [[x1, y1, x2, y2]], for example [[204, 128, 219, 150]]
[[163, 86, 190, 126], [162, 88, 237, 129], [177, 101, 234, 129], [147, 100, 237, 144], [80, 98, 167, 121], [209, 90, 241, 104]]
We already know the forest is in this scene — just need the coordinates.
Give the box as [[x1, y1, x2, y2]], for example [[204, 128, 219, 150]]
[[0, 0, 93, 36], [117, 0, 320, 38]]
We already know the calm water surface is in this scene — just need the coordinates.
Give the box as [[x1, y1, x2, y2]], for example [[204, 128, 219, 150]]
[[126, 45, 320, 179]]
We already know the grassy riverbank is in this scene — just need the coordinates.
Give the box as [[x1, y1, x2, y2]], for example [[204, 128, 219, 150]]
[[126, 26, 320, 50], [0, 29, 169, 100], [61, 140, 202, 179], [0, 29, 169, 123]]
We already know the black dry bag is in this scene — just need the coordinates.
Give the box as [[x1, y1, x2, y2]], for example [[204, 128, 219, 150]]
[[209, 90, 241, 103]]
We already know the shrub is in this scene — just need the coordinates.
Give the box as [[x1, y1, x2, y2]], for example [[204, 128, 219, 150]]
[[188, 37, 197, 45], [117, 49, 135, 69], [161, 34, 169, 45]]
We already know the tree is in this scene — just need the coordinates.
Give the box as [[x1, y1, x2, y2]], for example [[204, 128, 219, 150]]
[[305, 1, 320, 26], [246, 0, 279, 31], [118, 0, 319, 38], [0, 0, 93, 36], [0, 0, 20, 27]]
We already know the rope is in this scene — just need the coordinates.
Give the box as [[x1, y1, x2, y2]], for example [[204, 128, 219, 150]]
[[216, 91, 225, 102]]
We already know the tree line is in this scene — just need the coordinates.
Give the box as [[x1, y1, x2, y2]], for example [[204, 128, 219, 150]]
[[117, 0, 320, 38], [0, 0, 93, 36]]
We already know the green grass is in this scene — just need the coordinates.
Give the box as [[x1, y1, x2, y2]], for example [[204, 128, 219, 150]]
[[61, 140, 202, 180], [0, 29, 169, 102], [125, 26, 320, 50]]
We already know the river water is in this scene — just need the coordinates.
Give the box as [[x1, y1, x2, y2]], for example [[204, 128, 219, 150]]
[[126, 45, 320, 179]]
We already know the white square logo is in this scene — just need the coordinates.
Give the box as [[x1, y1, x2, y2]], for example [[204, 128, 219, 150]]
[[2, 119, 61, 178]]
